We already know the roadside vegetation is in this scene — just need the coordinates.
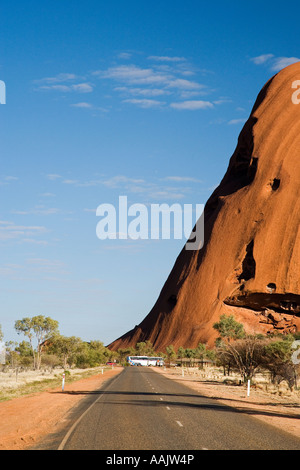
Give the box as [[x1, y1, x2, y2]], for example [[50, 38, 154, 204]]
[[116, 315, 300, 392], [0, 316, 119, 401], [1, 314, 300, 401]]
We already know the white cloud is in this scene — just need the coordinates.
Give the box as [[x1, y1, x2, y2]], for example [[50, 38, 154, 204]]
[[122, 98, 165, 108], [148, 56, 186, 62], [115, 86, 170, 97], [98, 64, 205, 91], [0, 221, 47, 242], [179, 90, 206, 99], [164, 176, 202, 183], [228, 118, 247, 125], [35, 73, 78, 84], [100, 174, 196, 201], [12, 207, 61, 215], [95, 55, 212, 111], [39, 85, 71, 92], [166, 78, 203, 90], [71, 102, 93, 108], [62, 179, 79, 185], [26, 258, 65, 269], [99, 65, 169, 86], [33, 56, 215, 113], [41, 192, 56, 197], [22, 239, 49, 245], [4, 176, 18, 181], [35, 73, 93, 93], [250, 54, 274, 65], [170, 100, 213, 110], [47, 174, 62, 180], [71, 83, 93, 93], [102, 175, 145, 188], [251, 54, 300, 72], [270, 56, 300, 71], [148, 190, 186, 200], [0, 176, 19, 186], [118, 52, 133, 60], [39, 82, 93, 93], [213, 98, 232, 105]]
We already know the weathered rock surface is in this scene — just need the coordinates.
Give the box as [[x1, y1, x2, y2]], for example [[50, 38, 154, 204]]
[[109, 62, 300, 351]]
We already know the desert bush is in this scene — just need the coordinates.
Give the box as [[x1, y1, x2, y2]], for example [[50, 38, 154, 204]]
[[260, 335, 298, 390]]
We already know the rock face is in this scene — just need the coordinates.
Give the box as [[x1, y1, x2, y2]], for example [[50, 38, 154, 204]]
[[109, 62, 300, 351]]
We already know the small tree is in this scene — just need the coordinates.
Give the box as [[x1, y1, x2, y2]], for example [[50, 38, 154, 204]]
[[177, 346, 186, 366], [74, 341, 111, 368], [144, 340, 155, 356], [135, 341, 155, 356], [218, 335, 266, 382], [185, 348, 196, 367], [261, 335, 297, 390], [49, 335, 83, 368], [195, 343, 206, 359], [214, 314, 265, 382], [117, 347, 136, 365], [195, 342, 215, 368], [5, 341, 19, 368], [213, 314, 243, 376], [15, 340, 34, 368], [165, 345, 177, 366], [213, 314, 245, 342], [15, 315, 59, 370]]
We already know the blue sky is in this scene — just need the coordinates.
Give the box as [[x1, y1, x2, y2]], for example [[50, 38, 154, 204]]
[[1, 0, 300, 345]]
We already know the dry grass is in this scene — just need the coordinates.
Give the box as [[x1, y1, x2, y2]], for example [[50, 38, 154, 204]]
[[0, 366, 113, 402]]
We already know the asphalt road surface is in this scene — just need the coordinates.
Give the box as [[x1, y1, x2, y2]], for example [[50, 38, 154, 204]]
[[58, 367, 300, 450]]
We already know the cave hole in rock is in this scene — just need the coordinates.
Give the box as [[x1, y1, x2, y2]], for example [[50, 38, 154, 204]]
[[231, 152, 258, 187], [238, 240, 256, 282], [271, 178, 280, 191], [280, 300, 299, 312], [267, 283, 276, 292]]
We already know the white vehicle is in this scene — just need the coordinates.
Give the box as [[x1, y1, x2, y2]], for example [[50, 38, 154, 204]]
[[127, 356, 164, 367]]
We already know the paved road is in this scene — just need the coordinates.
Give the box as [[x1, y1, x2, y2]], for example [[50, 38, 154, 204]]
[[59, 367, 300, 450]]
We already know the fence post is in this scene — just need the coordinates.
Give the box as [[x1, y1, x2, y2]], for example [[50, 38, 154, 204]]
[[247, 379, 250, 397], [62, 373, 65, 392]]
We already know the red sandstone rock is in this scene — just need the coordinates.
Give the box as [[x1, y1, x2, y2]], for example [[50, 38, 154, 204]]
[[109, 62, 300, 351]]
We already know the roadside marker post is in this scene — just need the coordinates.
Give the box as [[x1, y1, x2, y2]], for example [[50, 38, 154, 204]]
[[62, 373, 65, 392], [247, 379, 250, 397]]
